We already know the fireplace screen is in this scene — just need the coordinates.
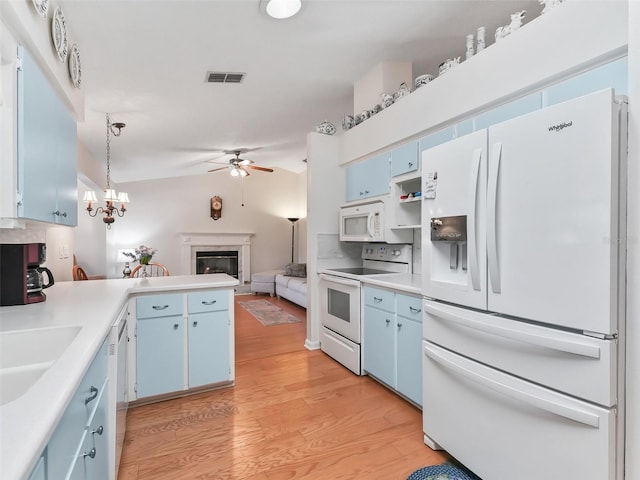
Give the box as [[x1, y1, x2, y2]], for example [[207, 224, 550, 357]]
[[196, 251, 239, 278]]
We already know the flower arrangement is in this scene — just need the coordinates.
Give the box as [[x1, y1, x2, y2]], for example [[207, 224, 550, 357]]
[[123, 245, 157, 265]]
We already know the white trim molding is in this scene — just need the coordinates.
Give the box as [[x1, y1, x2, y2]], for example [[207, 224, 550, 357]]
[[178, 232, 254, 284]]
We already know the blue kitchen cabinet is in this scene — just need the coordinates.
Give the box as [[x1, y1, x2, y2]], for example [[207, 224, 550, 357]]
[[474, 92, 542, 130], [136, 315, 184, 397], [363, 305, 396, 388], [188, 311, 230, 387], [68, 383, 109, 480], [363, 287, 423, 406], [419, 127, 456, 157], [187, 290, 230, 388], [46, 339, 108, 480], [396, 293, 422, 406], [17, 46, 77, 226], [543, 57, 627, 107], [345, 152, 390, 202], [27, 456, 45, 480], [135, 290, 233, 399], [390, 141, 419, 177]]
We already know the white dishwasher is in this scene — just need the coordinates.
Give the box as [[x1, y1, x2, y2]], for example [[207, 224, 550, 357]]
[[108, 305, 129, 479]]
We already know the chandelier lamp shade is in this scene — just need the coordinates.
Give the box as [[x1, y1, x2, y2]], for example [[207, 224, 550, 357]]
[[84, 114, 129, 227]]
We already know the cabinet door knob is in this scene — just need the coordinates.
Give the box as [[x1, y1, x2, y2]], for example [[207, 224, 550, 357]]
[[52, 210, 67, 218], [385, 318, 391, 325], [408, 162, 414, 168], [397, 322, 403, 328], [93, 425, 104, 436], [193, 321, 198, 327], [173, 323, 179, 330], [152, 305, 169, 310], [85, 386, 98, 405], [83, 448, 96, 459]]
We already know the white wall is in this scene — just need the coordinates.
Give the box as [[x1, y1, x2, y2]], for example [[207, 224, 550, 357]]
[[110, 169, 305, 279], [73, 178, 107, 277]]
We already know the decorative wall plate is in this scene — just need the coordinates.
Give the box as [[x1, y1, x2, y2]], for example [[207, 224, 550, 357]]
[[51, 6, 68, 62], [32, 0, 48, 18], [68, 44, 81, 88]]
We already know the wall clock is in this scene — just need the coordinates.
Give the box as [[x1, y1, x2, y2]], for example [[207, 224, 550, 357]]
[[210, 196, 222, 220]]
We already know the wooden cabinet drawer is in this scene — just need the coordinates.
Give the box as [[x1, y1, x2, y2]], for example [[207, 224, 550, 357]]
[[137, 293, 183, 319], [363, 286, 395, 312], [396, 293, 422, 322], [187, 290, 228, 314]]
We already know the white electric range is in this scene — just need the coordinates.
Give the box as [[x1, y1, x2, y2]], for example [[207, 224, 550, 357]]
[[318, 243, 412, 374]]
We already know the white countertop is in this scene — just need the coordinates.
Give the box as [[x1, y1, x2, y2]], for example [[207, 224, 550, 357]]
[[0, 274, 239, 480], [360, 273, 422, 295]]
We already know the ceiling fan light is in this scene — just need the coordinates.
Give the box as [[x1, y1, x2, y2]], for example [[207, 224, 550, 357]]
[[239, 168, 249, 177], [266, 0, 301, 19], [230, 167, 240, 177], [239, 159, 252, 166]]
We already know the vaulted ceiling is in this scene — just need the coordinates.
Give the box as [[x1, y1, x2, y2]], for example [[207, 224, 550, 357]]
[[62, 0, 537, 183]]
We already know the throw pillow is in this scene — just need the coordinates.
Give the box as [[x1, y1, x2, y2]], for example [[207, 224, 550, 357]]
[[284, 263, 306, 277]]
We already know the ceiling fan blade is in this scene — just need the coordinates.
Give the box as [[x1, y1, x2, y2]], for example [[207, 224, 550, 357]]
[[240, 166, 250, 176], [248, 165, 274, 172], [207, 166, 229, 173]]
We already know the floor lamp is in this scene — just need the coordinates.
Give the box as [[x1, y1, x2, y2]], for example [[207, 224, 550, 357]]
[[287, 217, 299, 262]]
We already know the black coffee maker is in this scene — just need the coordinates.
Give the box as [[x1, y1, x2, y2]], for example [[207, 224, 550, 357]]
[[0, 243, 55, 306]]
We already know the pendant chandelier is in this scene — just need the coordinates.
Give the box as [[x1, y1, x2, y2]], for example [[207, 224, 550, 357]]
[[83, 114, 130, 228]]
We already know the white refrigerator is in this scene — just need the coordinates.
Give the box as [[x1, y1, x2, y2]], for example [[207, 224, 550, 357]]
[[421, 89, 626, 480]]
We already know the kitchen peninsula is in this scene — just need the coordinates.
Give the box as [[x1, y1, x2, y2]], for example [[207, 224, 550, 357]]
[[0, 274, 238, 480]]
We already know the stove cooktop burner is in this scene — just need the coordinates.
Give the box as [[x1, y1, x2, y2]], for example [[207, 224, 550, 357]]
[[326, 267, 392, 275]]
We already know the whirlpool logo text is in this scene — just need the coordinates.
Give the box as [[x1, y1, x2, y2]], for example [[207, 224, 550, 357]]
[[548, 121, 573, 132]]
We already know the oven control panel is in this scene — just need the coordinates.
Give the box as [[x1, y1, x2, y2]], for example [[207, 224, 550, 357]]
[[361, 243, 412, 263]]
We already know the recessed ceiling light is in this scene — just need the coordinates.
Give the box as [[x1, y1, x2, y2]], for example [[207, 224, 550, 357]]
[[265, 0, 301, 19]]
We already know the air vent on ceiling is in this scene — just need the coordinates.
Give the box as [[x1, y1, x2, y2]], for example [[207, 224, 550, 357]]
[[205, 72, 246, 83]]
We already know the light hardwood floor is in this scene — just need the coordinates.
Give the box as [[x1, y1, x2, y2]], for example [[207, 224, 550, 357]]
[[118, 295, 447, 479]]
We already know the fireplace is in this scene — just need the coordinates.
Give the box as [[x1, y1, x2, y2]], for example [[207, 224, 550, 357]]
[[196, 251, 239, 278], [179, 232, 253, 285]]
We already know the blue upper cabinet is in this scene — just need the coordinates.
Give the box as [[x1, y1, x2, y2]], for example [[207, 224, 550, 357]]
[[474, 92, 542, 130], [390, 141, 419, 177], [419, 127, 455, 154], [543, 57, 628, 107], [345, 152, 390, 202], [17, 46, 77, 226]]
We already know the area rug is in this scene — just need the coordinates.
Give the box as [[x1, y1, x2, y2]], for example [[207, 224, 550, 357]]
[[238, 299, 302, 326], [406, 461, 481, 480]]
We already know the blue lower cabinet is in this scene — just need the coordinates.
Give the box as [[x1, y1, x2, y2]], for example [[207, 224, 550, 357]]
[[188, 311, 230, 387], [396, 316, 422, 406], [137, 316, 184, 397], [363, 306, 396, 388]]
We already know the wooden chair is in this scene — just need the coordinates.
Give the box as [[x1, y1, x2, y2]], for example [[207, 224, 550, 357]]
[[72, 265, 88, 281], [130, 262, 170, 278]]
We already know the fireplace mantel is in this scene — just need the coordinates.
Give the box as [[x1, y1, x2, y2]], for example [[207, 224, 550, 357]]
[[178, 232, 254, 283]]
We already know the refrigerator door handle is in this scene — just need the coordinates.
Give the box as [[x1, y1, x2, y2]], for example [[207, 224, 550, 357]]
[[468, 147, 482, 291], [487, 142, 502, 293], [424, 303, 601, 359], [423, 343, 601, 428]]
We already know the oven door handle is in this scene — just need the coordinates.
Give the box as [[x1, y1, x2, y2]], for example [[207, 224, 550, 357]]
[[319, 273, 361, 288]]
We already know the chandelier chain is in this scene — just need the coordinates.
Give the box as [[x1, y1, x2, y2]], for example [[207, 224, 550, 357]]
[[106, 114, 112, 190]]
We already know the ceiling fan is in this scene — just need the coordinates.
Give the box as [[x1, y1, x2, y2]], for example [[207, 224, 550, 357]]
[[208, 151, 274, 177]]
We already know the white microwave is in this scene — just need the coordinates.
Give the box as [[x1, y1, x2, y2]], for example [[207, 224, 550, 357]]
[[339, 202, 384, 242]]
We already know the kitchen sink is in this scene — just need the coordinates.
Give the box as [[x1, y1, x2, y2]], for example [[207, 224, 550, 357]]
[[0, 326, 81, 405]]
